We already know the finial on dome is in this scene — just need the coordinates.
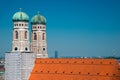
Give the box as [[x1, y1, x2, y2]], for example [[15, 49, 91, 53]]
[[37, 11, 40, 15], [19, 8, 22, 12]]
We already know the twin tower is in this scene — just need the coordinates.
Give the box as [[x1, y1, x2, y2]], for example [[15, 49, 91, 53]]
[[12, 9, 48, 58]]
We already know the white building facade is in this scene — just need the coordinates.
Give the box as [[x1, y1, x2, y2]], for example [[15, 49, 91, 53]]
[[5, 52, 35, 80]]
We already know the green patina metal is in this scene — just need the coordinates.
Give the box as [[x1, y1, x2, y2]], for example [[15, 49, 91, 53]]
[[31, 11, 46, 24], [12, 9, 29, 21]]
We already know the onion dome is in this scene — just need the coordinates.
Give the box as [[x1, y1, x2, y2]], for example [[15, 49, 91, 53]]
[[31, 12, 46, 25], [12, 8, 29, 22]]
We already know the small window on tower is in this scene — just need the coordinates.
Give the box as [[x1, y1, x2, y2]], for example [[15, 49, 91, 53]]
[[33, 26, 34, 29], [42, 33, 45, 40], [19, 24, 21, 26], [22, 24, 23, 26], [43, 26, 45, 29], [25, 31, 27, 39], [15, 47, 18, 51], [15, 31, 18, 39], [25, 47, 28, 51], [25, 24, 28, 26], [43, 48, 45, 51], [34, 33, 37, 40]]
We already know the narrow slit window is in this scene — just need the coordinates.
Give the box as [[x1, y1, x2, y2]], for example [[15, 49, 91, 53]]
[[42, 33, 45, 40], [25, 31, 27, 39], [15, 31, 18, 39], [34, 33, 37, 40]]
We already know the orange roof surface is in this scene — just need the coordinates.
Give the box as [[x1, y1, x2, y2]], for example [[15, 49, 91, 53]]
[[29, 58, 120, 80]]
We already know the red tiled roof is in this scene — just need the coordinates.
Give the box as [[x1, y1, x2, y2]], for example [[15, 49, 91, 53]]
[[29, 58, 120, 80]]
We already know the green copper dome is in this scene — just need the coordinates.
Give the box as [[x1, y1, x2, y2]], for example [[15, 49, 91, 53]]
[[31, 12, 46, 25], [12, 9, 29, 22]]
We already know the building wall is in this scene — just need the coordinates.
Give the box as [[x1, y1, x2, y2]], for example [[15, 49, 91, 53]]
[[31, 24, 48, 58], [29, 58, 120, 80], [5, 52, 35, 80], [12, 21, 30, 52]]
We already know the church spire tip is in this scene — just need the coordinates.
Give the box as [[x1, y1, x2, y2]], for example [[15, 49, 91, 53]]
[[19, 8, 22, 12], [37, 11, 40, 15]]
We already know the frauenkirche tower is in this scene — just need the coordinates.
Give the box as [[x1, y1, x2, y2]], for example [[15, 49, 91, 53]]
[[5, 9, 48, 80], [31, 12, 48, 58], [12, 9, 30, 52]]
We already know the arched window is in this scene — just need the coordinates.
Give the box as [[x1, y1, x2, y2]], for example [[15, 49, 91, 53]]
[[15, 31, 18, 39], [34, 33, 37, 40], [42, 33, 45, 40], [25, 31, 27, 39]]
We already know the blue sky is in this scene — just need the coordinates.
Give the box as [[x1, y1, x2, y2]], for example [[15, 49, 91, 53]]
[[0, 0, 120, 57]]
